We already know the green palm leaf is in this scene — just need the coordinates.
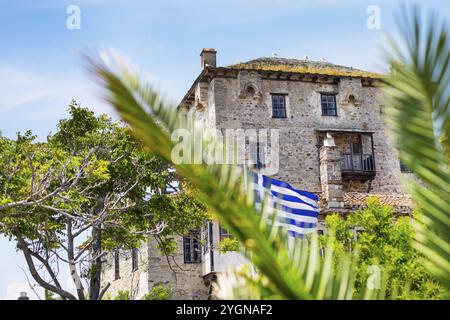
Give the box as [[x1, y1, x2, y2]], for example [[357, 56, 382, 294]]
[[383, 6, 450, 294]]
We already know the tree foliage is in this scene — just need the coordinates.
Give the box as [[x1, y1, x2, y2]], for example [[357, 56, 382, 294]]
[[217, 237, 240, 254], [383, 5, 450, 295], [143, 284, 173, 300], [322, 198, 444, 299], [0, 102, 208, 300]]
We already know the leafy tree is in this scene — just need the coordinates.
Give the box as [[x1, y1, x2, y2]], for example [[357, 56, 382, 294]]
[[143, 284, 173, 300], [322, 198, 444, 299], [0, 102, 208, 300]]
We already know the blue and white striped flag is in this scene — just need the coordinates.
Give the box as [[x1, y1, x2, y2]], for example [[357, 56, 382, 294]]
[[252, 173, 319, 238]]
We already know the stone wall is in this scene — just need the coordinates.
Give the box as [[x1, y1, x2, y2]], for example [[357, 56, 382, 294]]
[[206, 72, 406, 194], [101, 235, 209, 300], [147, 235, 210, 300], [320, 145, 344, 208], [101, 244, 149, 300]]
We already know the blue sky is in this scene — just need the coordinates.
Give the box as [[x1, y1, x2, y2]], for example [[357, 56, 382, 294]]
[[0, 0, 449, 299]]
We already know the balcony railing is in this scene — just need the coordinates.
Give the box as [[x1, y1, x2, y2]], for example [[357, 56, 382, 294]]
[[341, 154, 375, 172]]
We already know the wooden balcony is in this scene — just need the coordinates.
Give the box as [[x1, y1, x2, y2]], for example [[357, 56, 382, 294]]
[[317, 130, 376, 181], [341, 132, 375, 180], [341, 153, 376, 180]]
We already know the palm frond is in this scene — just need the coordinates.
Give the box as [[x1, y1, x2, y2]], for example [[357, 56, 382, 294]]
[[383, 6, 450, 294]]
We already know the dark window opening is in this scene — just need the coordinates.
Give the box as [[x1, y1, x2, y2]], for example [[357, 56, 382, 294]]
[[203, 223, 209, 254], [114, 250, 120, 280], [352, 142, 361, 154], [131, 248, 138, 271], [183, 230, 201, 263], [321, 94, 337, 116], [271, 94, 287, 118], [220, 225, 233, 241], [250, 142, 266, 169]]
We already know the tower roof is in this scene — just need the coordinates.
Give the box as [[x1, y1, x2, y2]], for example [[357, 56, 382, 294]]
[[226, 57, 380, 79]]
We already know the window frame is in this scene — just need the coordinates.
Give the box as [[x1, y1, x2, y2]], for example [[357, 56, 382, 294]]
[[320, 93, 338, 116], [219, 224, 233, 241], [249, 141, 266, 169], [271, 93, 288, 118], [202, 223, 209, 254], [131, 248, 139, 272], [183, 230, 201, 264], [114, 250, 120, 280]]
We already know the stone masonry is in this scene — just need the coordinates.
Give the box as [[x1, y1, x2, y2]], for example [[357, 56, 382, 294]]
[[101, 236, 210, 300], [320, 145, 344, 208]]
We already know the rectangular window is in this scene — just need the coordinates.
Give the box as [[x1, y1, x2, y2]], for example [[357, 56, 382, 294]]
[[321, 94, 337, 116], [250, 142, 265, 169], [114, 250, 120, 280], [131, 248, 138, 271], [271, 94, 287, 118], [203, 223, 209, 254], [183, 230, 201, 263], [220, 225, 233, 241]]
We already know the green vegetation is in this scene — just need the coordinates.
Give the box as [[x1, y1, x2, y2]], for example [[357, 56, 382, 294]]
[[322, 198, 444, 299], [144, 284, 173, 300], [217, 237, 240, 253], [113, 290, 131, 300], [383, 5, 450, 295], [0, 102, 208, 300]]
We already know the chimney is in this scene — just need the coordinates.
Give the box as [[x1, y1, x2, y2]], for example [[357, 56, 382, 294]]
[[200, 48, 217, 70], [18, 292, 29, 300]]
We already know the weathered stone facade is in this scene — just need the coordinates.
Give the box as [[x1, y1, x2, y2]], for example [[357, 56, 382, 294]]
[[187, 72, 403, 196], [101, 244, 149, 300], [101, 236, 210, 300], [101, 49, 412, 299]]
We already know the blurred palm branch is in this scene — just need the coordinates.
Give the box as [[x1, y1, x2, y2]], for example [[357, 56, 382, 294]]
[[383, 5, 450, 295]]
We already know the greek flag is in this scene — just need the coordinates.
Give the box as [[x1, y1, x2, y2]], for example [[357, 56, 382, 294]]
[[252, 173, 319, 238]]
